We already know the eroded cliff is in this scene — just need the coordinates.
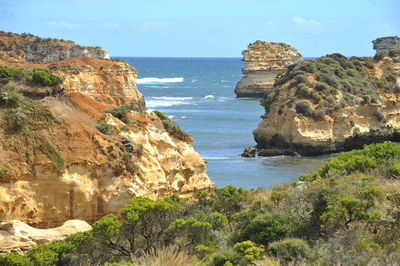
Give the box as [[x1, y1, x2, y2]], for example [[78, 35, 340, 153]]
[[235, 40, 303, 97], [0, 34, 213, 229], [253, 50, 400, 156], [0, 31, 109, 64]]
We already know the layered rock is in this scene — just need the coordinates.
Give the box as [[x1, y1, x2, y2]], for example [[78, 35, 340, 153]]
[[0, 33, 213, 229], [235, 40, 303, 97], [253, 51, 400, 156], [0, 31, 109, 64], [373, 36, 400, 53], [0, 220, 91, 254]]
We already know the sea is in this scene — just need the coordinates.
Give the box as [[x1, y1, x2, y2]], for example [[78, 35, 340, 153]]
[[116, 57, 327, 189]]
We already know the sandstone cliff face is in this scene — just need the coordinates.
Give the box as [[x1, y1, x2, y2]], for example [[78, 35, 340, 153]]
[[253, 51, 400, 156], [235, 40, 302, 97], [0, 34, 213, 229], [0, 31, 109, 64], [0, 220, 91, 254]]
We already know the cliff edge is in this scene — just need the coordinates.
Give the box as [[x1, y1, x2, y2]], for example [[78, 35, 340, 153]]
[[253, 50, 400, 156], [234, 40, 303, 98], [0, 32, 213, 229], [0, 31, 110, 64]]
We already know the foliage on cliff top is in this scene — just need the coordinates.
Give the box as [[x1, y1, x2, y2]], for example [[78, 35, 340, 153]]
[[263, 53, 399, 120], [3, 142, 400, 265], [0, 66, 63, 86], [153, 110, 193, 143]]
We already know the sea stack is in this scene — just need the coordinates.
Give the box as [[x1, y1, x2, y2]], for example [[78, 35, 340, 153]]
[[253, 40, 400, 156], [372, 36, 400, 53], [234, 40, 303, 98]]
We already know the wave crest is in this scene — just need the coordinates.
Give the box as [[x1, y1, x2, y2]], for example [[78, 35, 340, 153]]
[[137, 77, 184, 84]]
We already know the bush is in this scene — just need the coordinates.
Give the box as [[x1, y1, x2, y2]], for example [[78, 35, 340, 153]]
[[244, 214, 298, 245], [105, 106, 131, 124], [300, 142, 400, 180], [268, 238, 312, 261], [153, 111, 192, 142], [0, 66, 16, 83], [31, 69, 63, 86], [28, 245, 58, 266], [295, 101, 311, 115], [0, 252, 33, 266], [96, 123, 111, 134]]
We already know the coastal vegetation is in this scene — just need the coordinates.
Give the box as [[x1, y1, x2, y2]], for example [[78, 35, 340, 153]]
[[153, 110, 192, 142], [263, 50, 400, 119], [0, 66, 64, 173], [2, 141, 400, 265]]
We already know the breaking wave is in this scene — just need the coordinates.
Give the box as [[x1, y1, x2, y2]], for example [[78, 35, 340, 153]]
[[137, 77, 184, 84]]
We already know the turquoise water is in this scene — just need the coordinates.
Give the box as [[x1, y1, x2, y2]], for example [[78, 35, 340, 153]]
[[117, 57, 327, 189]]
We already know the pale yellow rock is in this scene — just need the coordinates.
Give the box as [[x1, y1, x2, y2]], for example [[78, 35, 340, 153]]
[[0, 220, 91, 253]]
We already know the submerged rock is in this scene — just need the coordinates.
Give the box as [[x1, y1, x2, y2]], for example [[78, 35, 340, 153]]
[[235, 40, 302, 98], [241, 147, 256, 157], [253, 47, 400, 156]]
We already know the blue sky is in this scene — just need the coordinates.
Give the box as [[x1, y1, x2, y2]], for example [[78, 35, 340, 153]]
[[0, 0, 399, 57]]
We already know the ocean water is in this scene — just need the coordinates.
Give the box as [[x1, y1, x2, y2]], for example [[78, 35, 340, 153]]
[[117, 57, 327, 189]]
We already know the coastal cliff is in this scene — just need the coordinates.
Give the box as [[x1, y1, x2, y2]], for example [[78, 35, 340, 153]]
[[0, 33, 213, 229], [0, 31, 109, 64], [253, 50, 400, 156], [235, 40, 303, 97]]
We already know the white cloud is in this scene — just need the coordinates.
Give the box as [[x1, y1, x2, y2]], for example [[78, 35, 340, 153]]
[[291, 17, 320, 27]]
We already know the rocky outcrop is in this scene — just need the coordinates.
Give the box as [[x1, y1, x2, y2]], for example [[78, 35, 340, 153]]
[[0, 220, 91, 254], [0, 31, 109, 64], [0, 33, 213, 229], [253, 51, 400, 156], [235, 41, 303, 97], [373, 36, 400, 53]]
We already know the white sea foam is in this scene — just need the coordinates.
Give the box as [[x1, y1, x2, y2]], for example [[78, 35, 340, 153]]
[[202, 156, 231, 160], [137, 77, 184, 84], [203, 95, 215, 99], [152, 96, 193, 100], [146, 100, 191, 108]]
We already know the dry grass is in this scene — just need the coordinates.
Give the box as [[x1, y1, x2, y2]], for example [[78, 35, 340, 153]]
[[132, 246, 200, 266]]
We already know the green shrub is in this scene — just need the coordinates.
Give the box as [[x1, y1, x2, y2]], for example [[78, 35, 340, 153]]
[[105, 106, 131, 124], [268, 238, 312, 261], [0, 66, 16, 83], [28, 245, 58, 266], [374, 51, 388, 61], [388, 164, 400, 178], [96, 123, 111, 134], [153, 110, 192, 142], [39, 141, 64, 172], [244, 214, 298, 245], [0, 252, 32, 266], [300, 142, 400, 180], [31, 69, 63, 86]]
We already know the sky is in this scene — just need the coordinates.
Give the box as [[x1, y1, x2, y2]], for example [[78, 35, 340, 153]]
[[0, 0, 399, 57]]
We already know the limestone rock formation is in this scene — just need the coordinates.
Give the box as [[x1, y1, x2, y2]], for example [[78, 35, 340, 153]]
[[253, 51, 400, 156], [373, 36, 400, 53], [0, 220, 91, 253], [0, 31, 109, 64], [235, 40, 303, 97], [0, 32, 214, 229]]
